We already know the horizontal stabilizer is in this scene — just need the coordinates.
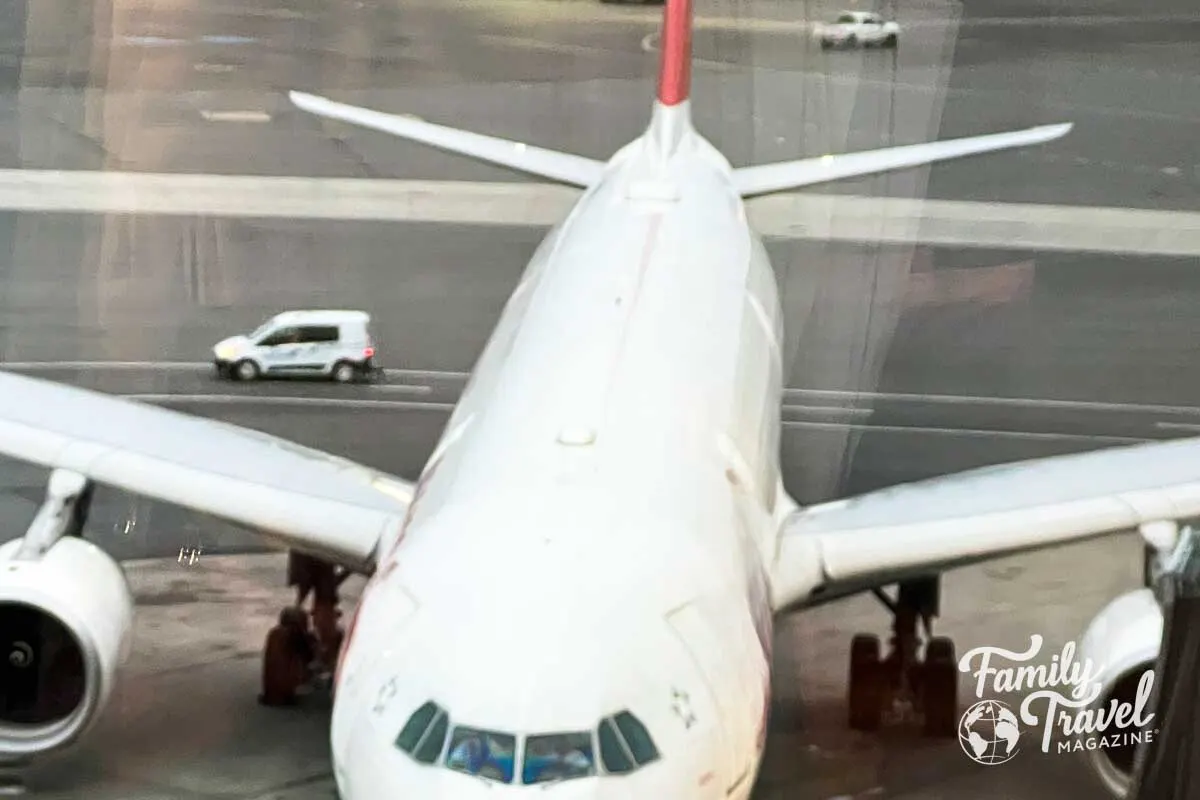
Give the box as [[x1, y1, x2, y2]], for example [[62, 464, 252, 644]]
[[733, 123, 1072, 198], [290, 91, 605, 188]]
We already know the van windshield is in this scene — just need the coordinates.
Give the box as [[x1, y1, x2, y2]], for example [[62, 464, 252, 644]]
[[248, 319, 275, 341]]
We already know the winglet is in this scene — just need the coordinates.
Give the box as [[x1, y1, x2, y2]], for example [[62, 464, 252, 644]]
[[656, 0, 694, 106]]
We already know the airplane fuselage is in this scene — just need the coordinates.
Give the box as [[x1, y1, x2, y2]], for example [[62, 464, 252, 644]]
[[330, 104, 791, 798]]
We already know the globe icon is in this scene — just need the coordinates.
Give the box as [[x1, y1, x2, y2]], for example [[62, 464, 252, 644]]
[[958, 700, 1021, 765]]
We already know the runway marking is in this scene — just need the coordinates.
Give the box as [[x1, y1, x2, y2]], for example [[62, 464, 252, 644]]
[[0, 171, 1195, 255], [109, 393, 1168, 441], [781, 420, 1144, 444], [8, 362, 1200, 420], [199, 110, 272, 123], [784, 389, 1200, 417], [1156, 422, 1200, 433], [0, 361, 472, 380], [124, 394, 455, 411]]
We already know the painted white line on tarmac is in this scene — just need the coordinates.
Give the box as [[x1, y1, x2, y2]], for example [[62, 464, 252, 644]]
[[0, 171, 1194, 254], [781, 420, 1144, 444], [1, 361, 472, 380], [8, 362, 1200, 419], [125, 394, 455, 411], [199, 110, 273, 123], [784, 389, 1200, 417]]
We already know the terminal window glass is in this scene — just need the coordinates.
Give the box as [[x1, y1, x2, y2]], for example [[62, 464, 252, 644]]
[[521, 732, 596, 785], [445, 725, 517, 783]]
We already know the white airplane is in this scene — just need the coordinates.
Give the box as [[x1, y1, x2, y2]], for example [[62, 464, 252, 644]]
[[0, 0, 1180, 796]]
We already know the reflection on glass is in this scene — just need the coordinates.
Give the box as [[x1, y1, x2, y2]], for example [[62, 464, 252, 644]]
[[522, 731, 596, 785], [249, 319, 274, 340], [444, 725, 516, 783]]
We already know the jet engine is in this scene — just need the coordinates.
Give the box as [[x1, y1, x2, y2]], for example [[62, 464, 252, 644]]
[[0, 535, 134, 764], [1074, 587, 1162, 798]]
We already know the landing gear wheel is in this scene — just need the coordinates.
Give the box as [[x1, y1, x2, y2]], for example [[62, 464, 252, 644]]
[[922, 636, 959, 737], [331, 360, 358, 384], [848, 633, 885, 731], [234, 359, 260, 382]]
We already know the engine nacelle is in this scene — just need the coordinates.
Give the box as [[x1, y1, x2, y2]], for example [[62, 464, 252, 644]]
[[0, 536, 134, 764], [1075, 588, 1162, 798]]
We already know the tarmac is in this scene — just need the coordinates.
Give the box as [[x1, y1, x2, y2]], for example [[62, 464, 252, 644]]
[[0, 0, 1194, 795]]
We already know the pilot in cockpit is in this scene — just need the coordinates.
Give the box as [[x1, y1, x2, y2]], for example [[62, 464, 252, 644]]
[[447, 731, 486, 773]]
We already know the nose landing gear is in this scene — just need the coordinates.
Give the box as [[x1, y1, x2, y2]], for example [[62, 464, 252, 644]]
[[847, 579, 959, 738]]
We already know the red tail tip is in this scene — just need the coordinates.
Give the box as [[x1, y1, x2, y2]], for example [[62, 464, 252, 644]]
[[656, 0, 693, 106]]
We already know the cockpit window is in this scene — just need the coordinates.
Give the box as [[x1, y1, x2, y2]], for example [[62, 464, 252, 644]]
[[396, 701, 451, 765], [522, 732, 596, 785], [413, 711, 450, 764], [599, 711, 660, 774], [613, 712, 660, 765], [445, 725, 517, 783], [598, 720, 634, 774]]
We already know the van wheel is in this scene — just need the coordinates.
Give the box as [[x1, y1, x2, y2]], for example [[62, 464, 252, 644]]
[[884, 34, 897, 48], [234, 360, 260, 381], [331, 361, 358, 384]]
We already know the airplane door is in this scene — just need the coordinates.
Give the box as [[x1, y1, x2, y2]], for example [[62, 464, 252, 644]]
[[668, 598, 759, 797]]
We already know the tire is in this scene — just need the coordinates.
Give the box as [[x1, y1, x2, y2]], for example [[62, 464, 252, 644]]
[[233, 359, 260, 381], [922, 636, 958, 737], [820, 39, 831, 50], [331, 361, 358, 384], [926, 636, 955, 665], [848, 634, 885, 732], [922, 660, 959, 737], [884, 33, 897, 48]]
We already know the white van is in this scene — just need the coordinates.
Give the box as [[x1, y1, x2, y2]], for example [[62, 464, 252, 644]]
[[212, 310, 379, 383]]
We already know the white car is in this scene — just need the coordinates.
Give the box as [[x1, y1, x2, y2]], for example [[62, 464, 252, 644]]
[[817, 11, 899, 49], [212, 309, 379, 383]]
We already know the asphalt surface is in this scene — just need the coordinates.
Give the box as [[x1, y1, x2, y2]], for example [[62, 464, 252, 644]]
[[0, 0, 1193, 796]]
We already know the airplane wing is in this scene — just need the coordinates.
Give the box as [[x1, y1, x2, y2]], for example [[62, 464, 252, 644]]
[[769, 436, 1200, 613], [732, 123, 1072, 198], [289, 91, 606, 189], [0, 371, 413, 573]]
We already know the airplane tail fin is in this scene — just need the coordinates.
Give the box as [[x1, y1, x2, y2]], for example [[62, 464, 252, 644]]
[[731, 122, 1073, 198], [656, 0, 694, 108], [288, 91, 604, 188]]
